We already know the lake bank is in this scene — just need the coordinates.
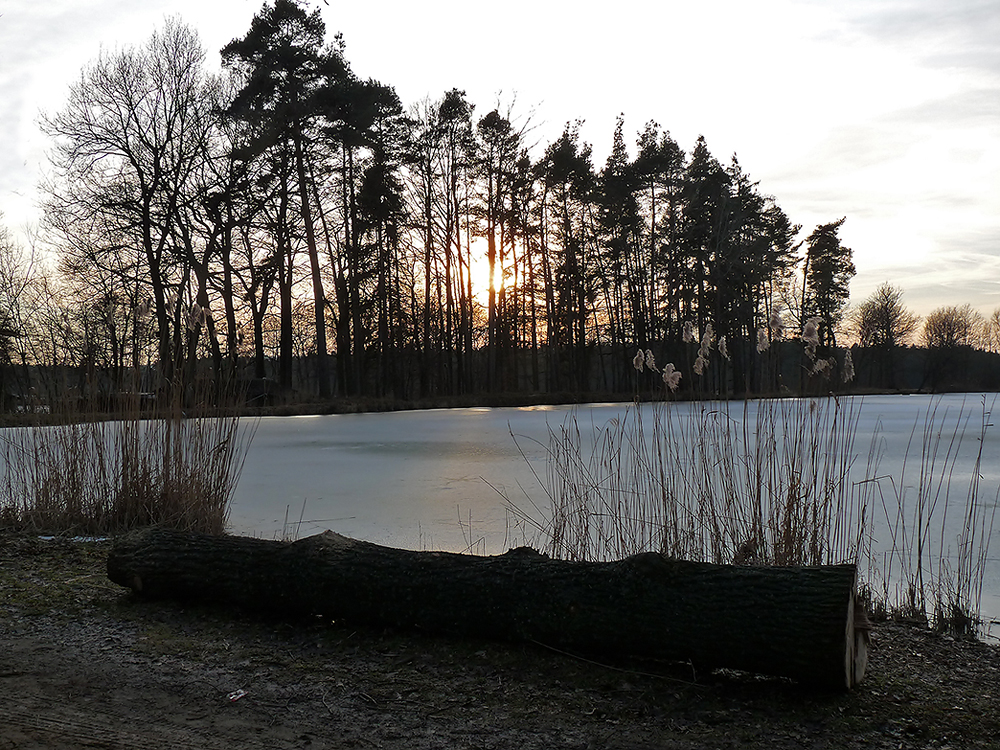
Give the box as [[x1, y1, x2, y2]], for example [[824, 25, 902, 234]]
[[1, 531, 999, 749]]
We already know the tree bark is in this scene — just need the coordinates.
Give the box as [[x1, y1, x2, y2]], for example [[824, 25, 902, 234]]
[[107, 528, 868, 689]]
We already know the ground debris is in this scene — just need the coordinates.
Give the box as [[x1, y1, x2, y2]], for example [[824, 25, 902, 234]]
[[1, 531, 999, 749]]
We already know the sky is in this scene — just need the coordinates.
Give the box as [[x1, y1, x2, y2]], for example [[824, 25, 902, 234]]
[[1, 0, 998, 318]]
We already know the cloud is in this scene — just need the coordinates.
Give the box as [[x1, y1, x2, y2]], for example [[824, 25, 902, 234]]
[[885, 87, 1000, 132], [842, 0, 1000, 74], [0, 0, 197, 229], [850, 219, 1000, 315]]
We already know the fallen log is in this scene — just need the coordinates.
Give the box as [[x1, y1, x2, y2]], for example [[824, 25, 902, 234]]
[[107, 527, 869, 689]]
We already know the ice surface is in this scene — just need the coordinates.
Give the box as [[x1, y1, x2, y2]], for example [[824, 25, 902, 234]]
[[228, 406, 559, 550]]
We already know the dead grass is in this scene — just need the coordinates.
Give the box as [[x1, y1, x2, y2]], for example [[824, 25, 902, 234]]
[[508, 395, 998, 635], [0, 384, 256, 536]]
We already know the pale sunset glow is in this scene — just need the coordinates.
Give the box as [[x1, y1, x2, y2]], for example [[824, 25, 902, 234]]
[[1, 0, 997, 318], [4, 6, 1000, 731]]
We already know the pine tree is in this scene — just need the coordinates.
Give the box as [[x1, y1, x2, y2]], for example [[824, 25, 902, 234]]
[[223, 0, 349, 397], [802, 218, 855, 348]]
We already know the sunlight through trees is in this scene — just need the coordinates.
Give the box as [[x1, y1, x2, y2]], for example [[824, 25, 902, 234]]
[[1, 0, 994, 406]]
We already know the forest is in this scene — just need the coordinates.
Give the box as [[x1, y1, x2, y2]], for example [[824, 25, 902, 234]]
[[1, 0, 996, 409]]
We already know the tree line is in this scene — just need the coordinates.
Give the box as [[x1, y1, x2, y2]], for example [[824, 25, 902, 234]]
[[846, 282, 1000, 391], [0, 0, 991, 407]]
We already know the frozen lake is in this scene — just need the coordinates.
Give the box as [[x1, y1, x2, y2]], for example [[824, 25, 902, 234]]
[[230, 394, 1000, 627], [228, 404, 561, 550]]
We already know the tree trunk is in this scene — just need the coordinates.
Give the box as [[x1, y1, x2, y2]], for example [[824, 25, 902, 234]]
[[293, 127, 330, 399], [107, 528, 868, 690]]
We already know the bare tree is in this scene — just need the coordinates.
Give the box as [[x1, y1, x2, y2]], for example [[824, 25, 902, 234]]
[[922, 304, 984, 349], [921, 304, 986, 391], [0, 218, 33, 406], [982, 308, 1000, 353], [851, 282, 920, 347], [845, 282, 918, 389], [42, 18, 213, 392]]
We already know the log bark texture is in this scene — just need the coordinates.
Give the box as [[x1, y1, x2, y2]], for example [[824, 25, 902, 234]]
[[107, 528, 867, 689]]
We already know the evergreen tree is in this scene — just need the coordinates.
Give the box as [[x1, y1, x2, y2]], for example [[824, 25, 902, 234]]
[[595, 116, 643, 384], [37, 7, 859, 400], [223, 0, 349, 397], [633, 122, 685, 343], [716, 157, 798, 392], [476, 108, 523, 391], [537, 123, 596, 390], [802, 218, 855, 348], [679, 136, 731, 331], [353, 81, 409, 396], [436, 89, 477, 393]]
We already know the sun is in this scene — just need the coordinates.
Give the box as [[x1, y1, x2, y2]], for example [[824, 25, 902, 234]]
[[468, 238, 505, 308]]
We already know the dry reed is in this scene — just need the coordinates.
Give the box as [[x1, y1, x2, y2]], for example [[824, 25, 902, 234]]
[[518, 397, 876, 567], [0, 386, 256, 536], [508, 394, 998, 634], [867, 395, 999, 633]]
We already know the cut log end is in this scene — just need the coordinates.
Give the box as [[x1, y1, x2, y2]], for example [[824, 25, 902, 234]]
[[850, 595, 872, 688]]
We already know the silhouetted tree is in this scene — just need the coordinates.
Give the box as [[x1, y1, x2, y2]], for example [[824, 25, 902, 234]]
[[680, 136, 731, 332], [802, 218, 854, 348], [922, 304, 984, 390], [633, 122, 685, 343], [595, 116, 643, 387], [223, 0, 350, 397], [923, 304, 982, 348], [42, 18, 214, 394], [0, 218, 30, 408], [537, 123, 596, 390], [434, 89, 477, 392], [353, 80, 410, 396], [983, 308, 1000, 353], [718, 157, 798, 393], [853, 283, 919, 348], [476, 107, 524, 391], [36, 7, 873, 401], [851, 282, 919, 388]]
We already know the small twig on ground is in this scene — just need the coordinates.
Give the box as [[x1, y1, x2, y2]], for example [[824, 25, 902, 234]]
[[527, 639, 704, 687]]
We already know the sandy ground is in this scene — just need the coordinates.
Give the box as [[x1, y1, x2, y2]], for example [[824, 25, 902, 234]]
[[2, 533, 1000, 749]]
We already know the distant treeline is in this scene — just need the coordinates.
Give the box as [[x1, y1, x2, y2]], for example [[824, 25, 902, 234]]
[[4, 340, 998, 414]]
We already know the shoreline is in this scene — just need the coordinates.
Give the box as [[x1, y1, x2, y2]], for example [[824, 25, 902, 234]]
[[2, 532, 999, 748]]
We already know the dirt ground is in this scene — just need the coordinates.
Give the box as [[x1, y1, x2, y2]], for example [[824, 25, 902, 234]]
[[2, 532, 999, 749]]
